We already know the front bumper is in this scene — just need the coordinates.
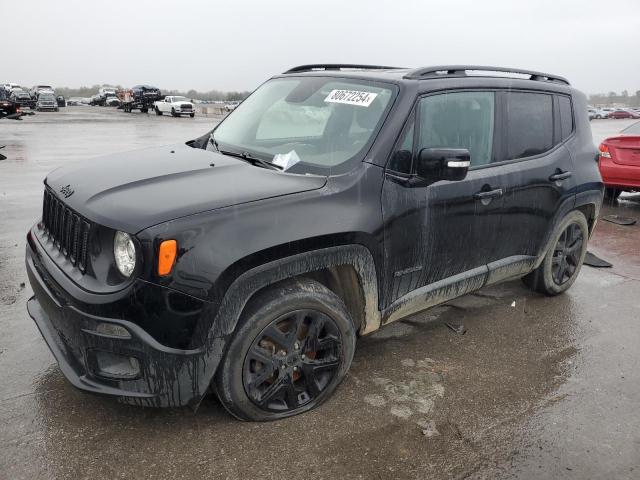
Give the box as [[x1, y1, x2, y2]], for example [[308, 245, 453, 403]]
[[25, 234, 225, 408]]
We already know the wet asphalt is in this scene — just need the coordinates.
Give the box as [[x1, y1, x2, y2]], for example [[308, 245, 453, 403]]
[[1, 109, 639, 479]]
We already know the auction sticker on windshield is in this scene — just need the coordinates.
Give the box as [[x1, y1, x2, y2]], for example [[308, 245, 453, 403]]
[[324, 89, 378, 107]]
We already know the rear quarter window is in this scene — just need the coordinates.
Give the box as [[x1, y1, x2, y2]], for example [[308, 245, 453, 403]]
[[558, 95, 574, 141]]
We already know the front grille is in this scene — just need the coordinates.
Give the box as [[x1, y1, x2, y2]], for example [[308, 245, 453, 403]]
[[42, 188, 91, 273], [180, 105, 192, 111]]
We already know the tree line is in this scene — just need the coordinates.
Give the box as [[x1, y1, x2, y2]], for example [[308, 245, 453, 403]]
[[588, 90, 640, 107], [54, 85, 251, 101]]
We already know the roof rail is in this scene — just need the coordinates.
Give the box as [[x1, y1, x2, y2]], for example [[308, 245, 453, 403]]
[[283, 64, 400, 74], [403, 65, 570, 85]]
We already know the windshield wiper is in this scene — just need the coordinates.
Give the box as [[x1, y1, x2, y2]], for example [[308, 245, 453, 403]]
[[209, 134, 282, 171], [218, 148, 283, 171]]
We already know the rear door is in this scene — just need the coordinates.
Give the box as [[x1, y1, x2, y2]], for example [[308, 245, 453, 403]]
[[495, 91, 576, 274]]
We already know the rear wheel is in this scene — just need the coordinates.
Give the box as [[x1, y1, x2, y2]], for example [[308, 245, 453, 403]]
[[215, 279, 356, 421], [522, 211, 588, 296], [155, 107, 162, 116]]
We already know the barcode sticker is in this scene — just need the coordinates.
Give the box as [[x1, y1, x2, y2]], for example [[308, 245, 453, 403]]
[[324, 89, 378, 107]]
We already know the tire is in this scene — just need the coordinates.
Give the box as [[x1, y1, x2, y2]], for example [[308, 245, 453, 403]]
[[604, 187, 622, 199], [155, 107, 162, 116], [190, 112, 195, 118], [171, 108, 177, 117], [215, 278, 356, 421], [522, 211, 589, 296]]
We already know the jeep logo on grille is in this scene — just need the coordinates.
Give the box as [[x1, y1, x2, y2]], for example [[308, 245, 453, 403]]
[[60, 184, 74, 198]]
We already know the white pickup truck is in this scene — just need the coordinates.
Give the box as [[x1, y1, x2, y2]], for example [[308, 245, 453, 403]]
[[153, 96, 195, 117]]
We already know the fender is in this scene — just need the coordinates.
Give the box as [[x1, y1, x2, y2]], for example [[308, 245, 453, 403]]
[[205, 244, 382, 340], [531, 193, 601, 272]]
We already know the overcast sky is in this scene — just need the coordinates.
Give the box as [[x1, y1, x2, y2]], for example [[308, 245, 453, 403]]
[[5, 0, 640, 95]]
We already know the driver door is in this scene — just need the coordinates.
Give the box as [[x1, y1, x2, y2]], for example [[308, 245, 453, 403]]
[[381, 90, 505, 309]]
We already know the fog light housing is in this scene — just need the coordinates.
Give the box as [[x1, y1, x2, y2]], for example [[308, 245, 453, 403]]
[[92, 351, 140, 379], [95, 322, 131, 338]]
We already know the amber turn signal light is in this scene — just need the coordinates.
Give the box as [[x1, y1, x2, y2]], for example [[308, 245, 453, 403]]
[[158, 240, 177, 276]]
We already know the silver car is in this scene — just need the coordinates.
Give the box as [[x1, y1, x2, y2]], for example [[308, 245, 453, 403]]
[[36, 93, 59, 111]]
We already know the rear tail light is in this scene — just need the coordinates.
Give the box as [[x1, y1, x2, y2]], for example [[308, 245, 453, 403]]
[[598, 143, 611, 158]]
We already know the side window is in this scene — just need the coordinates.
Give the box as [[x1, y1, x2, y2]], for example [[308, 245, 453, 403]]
[[505, 92, 553, 159], [558, 95, 574, 141], [387, 116, 414, 173], [417, 91, 495, 167]]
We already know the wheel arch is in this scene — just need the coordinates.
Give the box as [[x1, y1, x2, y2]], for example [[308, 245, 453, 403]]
[[205, 244, 382, 342]]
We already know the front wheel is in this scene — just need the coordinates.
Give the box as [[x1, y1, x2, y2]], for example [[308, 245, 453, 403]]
[[215, 279, 356, 421], [522, 211, 589, 296], [155, 107, 162, 116], [171, 108, 178, 117], [189, 112, 195, 118]]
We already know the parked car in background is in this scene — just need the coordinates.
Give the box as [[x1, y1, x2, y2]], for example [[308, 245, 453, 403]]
[[224, 101, 240, 112], [30, 85, 55, 100], [594, 108, 612, 119], [588, 108, 597, 120], [90, 87, 118, 106], [599, 121, 640, 198], [608, 110, 640, 119], [67, 97, 84, 106], [89, 93, 103, 106], [25, 64, 602, 420], [3, 83, 21, 91], [36, 92, 59, 111], [117, 85, 162, 113], [10, 89, 35, 109], [0, 88, 20, 118], [153, 96, 195, 117], [105, 96, 120, 107]]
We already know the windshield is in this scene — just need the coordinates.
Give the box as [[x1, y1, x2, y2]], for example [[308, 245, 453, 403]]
[[173, 96, 189, 102], [622, 121, 640, 135], [40, 94, 55, 101], [212, 77, 395, 174]]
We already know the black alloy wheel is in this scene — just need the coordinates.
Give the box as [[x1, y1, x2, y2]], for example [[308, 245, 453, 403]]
[[243, 309, 343, 413], [551, 223, 584, 286], [522, 210, 589, 296]]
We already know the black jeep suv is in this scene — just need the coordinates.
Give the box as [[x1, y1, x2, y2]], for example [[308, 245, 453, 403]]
[[26, 65, 602, 420]]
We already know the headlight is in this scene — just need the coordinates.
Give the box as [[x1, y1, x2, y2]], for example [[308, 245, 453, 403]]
[[113, 231, 136, 277]]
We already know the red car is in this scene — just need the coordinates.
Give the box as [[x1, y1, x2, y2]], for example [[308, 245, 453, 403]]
[[599, 121, 640, 197], [608, 110, 640, 119]]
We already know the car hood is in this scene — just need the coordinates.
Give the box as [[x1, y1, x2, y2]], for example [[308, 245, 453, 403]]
[[45, 143, 327, 233]]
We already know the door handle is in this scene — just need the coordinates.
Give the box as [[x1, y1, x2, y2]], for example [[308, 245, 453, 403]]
[[473, 188, 503, 201], [549, 171, 572, 182]]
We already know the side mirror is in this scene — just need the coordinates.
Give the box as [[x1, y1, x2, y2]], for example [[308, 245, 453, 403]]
[[416, 148, 470, 182]]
